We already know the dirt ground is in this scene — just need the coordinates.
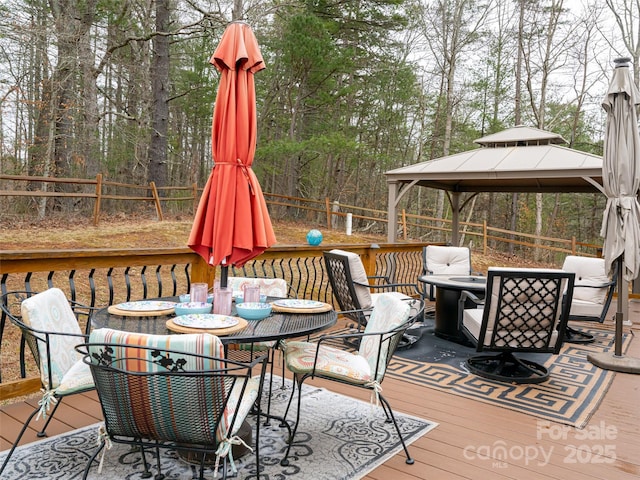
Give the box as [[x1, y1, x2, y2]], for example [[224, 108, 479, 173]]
[[1, 214, 544, 271]]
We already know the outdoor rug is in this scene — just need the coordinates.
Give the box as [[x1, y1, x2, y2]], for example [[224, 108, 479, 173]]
[[0, 377, 437, 480], [388, 320, 633, 428]]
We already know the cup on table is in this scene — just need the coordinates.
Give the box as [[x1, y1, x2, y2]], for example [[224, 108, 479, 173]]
[[213, 287, 232, 315], [190, 283, 208, 303], [243, 284, 261, 303]]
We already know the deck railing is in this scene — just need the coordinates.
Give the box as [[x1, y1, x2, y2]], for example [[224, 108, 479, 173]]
[[0, 243, 426, 400]]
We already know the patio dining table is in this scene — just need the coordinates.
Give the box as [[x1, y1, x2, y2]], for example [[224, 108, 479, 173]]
[[90, 296, 338, 345]]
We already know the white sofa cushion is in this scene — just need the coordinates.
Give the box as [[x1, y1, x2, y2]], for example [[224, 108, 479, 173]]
[[562, 256, 609, 306], [425, 246, 471, 275]]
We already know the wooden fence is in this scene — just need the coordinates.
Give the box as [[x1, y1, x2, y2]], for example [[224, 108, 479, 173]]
[[0, 173, 603, 261]]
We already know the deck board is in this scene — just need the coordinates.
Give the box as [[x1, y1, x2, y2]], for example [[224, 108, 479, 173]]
[[2, 306, 640, 479]]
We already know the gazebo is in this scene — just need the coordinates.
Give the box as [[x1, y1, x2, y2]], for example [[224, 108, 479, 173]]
[[385, 125, 604, 245]]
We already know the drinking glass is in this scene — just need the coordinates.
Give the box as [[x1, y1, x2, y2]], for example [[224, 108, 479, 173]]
[[244, 284, 261, 303], [213, 287, 232, 315], [190, 283, 208, 303]]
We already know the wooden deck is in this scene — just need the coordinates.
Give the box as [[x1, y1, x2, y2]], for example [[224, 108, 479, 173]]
[[2, 306, 640, 479]]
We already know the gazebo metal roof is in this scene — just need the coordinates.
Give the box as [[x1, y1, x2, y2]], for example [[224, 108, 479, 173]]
[[385, 126, 604, 243]]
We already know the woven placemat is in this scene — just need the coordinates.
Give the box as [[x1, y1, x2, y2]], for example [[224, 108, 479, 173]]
[[270, 301, 334, 314], [166, 317, 248, 335], [107, 304, 175, 317]]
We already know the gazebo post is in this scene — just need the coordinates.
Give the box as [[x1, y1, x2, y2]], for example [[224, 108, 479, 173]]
[[450, 192, 460, 246], [387, 181, 399, 243]]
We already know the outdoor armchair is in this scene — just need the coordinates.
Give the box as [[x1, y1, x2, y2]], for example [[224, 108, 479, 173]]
[[419, 245, 478, 302], [323, 249, 421, 348], [562, 255, 616, 322], [79, 328, 267, 480], [0, 288, 96, 477], [280, 294, 424, 467], [459, 268, 575, 384]]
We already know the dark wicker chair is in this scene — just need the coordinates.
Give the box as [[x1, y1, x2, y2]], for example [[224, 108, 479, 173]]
[[280, 294, 424, 467], [79, 328, 267, 480], [459, 268, 575, 384], [0, 288, 96, 477]]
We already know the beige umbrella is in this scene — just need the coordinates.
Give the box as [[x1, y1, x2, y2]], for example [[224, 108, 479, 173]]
[[589, 57, 640, 373]]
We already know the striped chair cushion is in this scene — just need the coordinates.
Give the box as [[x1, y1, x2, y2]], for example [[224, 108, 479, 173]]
[[88, 328, 258, 441]]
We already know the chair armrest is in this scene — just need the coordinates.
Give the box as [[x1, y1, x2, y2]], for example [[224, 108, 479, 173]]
[[459, 289, 484, 307], [355, 280, 421, 297], [574, 280, 615, 289], [457, 290, 484, 333]]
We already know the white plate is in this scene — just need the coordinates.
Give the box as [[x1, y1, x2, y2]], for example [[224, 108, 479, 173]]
[[173, 314, 239, 329], [115, 300, 176, 311], [272, 299, 325, 309]]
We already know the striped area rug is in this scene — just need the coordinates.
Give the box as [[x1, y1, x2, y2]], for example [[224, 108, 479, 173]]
[[387, 321, 632, 428]]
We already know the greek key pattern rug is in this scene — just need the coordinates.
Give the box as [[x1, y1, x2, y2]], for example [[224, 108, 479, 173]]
[[0, 379, 436, 480], [387, 324, 632, 428]]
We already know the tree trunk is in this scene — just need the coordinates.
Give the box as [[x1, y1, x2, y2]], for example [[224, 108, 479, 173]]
[[148, 0, 170, 190]]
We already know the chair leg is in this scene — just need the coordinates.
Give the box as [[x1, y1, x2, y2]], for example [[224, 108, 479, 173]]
[[280, 373, 305, 467], [378, 393, 415, 465], [153, 444, 164, 479], [263, 348, 275, 426], [0, 405, 41, 476], [82, 439, 106, 479], [36, 399, 63, 437], [564, 326, 595, 344]]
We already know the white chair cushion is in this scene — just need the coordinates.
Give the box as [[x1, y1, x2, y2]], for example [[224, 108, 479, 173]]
[[562, 256, 609, 305], [56, 359, 93, 395], [21, 288, 84, 390], [329, 249, 373, 308], [425, 246, 471, 275], [370, 291, 411, 304], [463, 308, 559, 348], [569, 299, 605, 318], [226, 277, 288, 298], [360, 294, 410, 382], [226, 376, 261, 436]]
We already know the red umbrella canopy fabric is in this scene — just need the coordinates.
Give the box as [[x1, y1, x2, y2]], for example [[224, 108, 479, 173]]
[[188, 22, 276, 267]]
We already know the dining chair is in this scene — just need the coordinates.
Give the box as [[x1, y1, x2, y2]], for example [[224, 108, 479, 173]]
[[0, 288, 95, 477], [561, 255, 616, 343], [459, 267, 575, 384], [279, 294, 424, 467], [80, 328, 267, 480], [225, 276, 293, 421], [420, 245, 478, 302], [323, 249, 421, 348]]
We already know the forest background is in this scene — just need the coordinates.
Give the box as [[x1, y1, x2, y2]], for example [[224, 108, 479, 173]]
[[0, 0, 638, 249]]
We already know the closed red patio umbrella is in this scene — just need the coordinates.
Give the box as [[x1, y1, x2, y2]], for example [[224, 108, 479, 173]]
[[188, 21, 276, 284]]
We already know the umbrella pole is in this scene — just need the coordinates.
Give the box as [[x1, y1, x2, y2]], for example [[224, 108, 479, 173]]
[[588, 255, 640, 373], [615, 257, 624, 357], [220, 265, 229, 289]]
